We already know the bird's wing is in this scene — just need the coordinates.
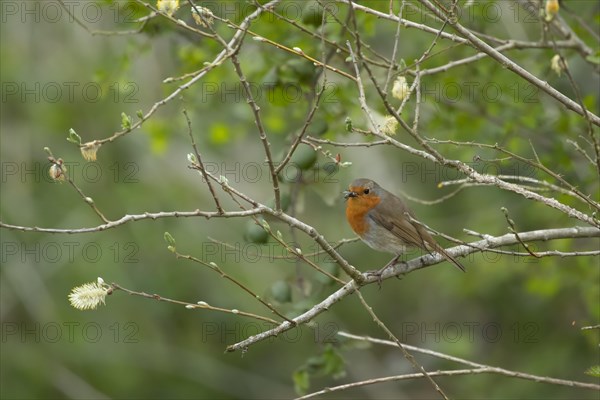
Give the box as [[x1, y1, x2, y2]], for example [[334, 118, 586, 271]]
[[368, 205, 432, 251], [369, 207, 466, 271]]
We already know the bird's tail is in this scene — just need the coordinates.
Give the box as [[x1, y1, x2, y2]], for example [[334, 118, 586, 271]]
[[415, 224, 466, 272], [434, 244, 466, 272]]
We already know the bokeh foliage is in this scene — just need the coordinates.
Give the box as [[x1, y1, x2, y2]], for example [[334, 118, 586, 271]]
[[1, 0, 599, 398]]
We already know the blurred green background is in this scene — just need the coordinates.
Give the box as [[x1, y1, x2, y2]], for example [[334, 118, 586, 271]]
[[1, 1, 599, 399]]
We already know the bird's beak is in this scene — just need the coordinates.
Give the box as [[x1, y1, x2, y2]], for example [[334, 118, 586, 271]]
[[343, 190, 358, 199]]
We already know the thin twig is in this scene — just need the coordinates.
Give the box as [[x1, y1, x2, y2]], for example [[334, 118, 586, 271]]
[[45, 152, 110, 224], [501, 207, 541, 258], [275, 86, 325, 176], [355, 290, 449, 400], [110, 283, 278, 324], [418, 0, 600, 126], [183, 110, 224, 214], [428, 139, 600, 212], [383, 2, 405, 92], [548, 39, 600, 175], [295, 369, 490, 400], [58, 0, 152, 36], [87, 0, 280, 145], [0, 208, 266, 234], [230, 53, 282, 211], [172, 250, 293, 323]]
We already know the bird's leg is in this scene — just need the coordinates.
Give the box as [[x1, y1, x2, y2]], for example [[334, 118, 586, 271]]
[[366, 255, 403, 287], [381, 254, 401, 274]]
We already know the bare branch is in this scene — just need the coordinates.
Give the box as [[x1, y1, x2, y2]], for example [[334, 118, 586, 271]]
[[0, 208, 266, 234], [295, 369, 490, 400], [110, 282, 278, 324], [418, 0, 600, 126], [183, 110, 225, 214], [171, 248, 293, 323], [275, 86, 325, 176], [230, 54, 282, 211], [355, 291, 450, 400], [226, 227, 600, 352], [45, 151, 109, 224], [501, 207, 541, 258], [88, 0, 282, 145], [337, 332, 600, 392]]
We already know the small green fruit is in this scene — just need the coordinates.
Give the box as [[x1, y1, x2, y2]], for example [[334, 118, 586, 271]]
[[267, 193, 291, 211], [302, 1, 324, 27], [270, 280, 292, 303], [244, 219, 269, 244], [316, 263, 340, 285], [308, 119, 328, 136], [290, 144, 317, 171]]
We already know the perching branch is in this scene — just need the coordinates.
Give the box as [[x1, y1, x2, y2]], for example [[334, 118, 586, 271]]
[[226, 226, 599, 352]]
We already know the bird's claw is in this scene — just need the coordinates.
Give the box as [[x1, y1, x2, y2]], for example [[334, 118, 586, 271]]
[[365, 269, 386, 289], [395, 272, 406, 280], [365, 256, 407, 288]]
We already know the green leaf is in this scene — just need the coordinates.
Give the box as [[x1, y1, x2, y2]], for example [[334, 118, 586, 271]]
[[67, 128, 82, 145], [585, 53, 600, 65], [144, 119, 170, 153], [322, 345, 346, 379], [292, 368, 310, 395], [280, 59, 315, 85], [344, 117, 352, 132], [583, 94, 597, 111], [296, 344, 346, 387], [262, 67, 279, 88], [163, 232, 176, 247], [209, 123, 230, 145], [306, 356, 328, 376], [121, 112, 132, 130], [584, 365, 600, 377]]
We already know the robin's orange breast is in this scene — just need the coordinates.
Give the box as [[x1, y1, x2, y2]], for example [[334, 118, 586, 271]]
[[345, 196, 381, 235]]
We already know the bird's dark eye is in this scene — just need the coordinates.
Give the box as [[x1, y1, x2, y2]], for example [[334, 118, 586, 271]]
[[363, 189, 370, 194]]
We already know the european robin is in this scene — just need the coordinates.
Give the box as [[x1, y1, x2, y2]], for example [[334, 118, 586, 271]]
[[344, 178, 465, 273]]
